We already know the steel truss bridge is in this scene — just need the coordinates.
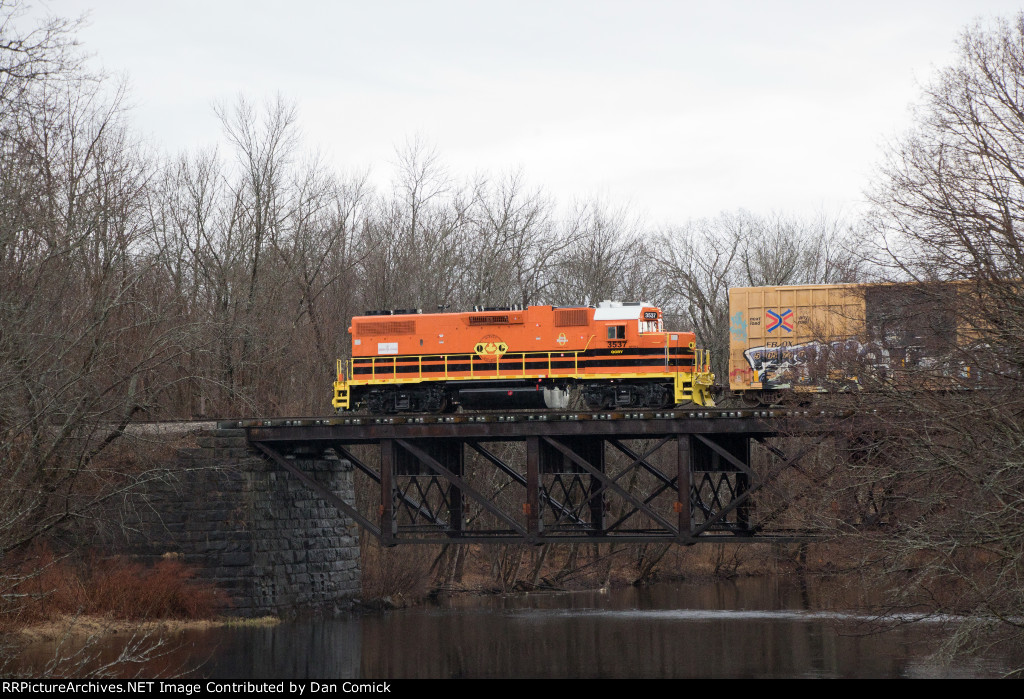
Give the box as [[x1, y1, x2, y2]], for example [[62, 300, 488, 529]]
[[225, 408, 848, 545]]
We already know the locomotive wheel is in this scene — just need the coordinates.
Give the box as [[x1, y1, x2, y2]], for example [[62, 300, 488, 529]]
[[650, 384, 673, 408], [426, 391, 450, 414], [582, 385, 608, 411], [739, 392, 762, 408], [366, 391, 389, 414], [411, 385, 447, 413]]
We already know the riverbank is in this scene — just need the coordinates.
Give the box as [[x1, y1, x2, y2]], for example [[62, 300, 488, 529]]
[[15, 614, 280, 645]]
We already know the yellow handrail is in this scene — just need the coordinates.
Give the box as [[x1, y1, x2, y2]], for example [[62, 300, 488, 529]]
[[339, 347, 716, 384], [351, 349, 589, 381], [344, 345, 713, 381]]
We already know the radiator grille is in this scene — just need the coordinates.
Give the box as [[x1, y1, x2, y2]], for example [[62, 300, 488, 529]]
[[554, 309, 589, 327], [355, 320, 416, 335], [468, 315, 510, 325]]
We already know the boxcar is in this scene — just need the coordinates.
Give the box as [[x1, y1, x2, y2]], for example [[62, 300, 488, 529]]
[[728, 282, 964, 403]]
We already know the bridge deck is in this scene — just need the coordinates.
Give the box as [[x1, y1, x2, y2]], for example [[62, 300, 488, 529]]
[[224, 407, 848, 442]]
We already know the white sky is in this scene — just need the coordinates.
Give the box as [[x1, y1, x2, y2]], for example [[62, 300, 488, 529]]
[[25, 0, 1024, 224]]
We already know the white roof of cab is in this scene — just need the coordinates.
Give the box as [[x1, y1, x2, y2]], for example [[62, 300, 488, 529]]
[[593, 302, 651, 320]]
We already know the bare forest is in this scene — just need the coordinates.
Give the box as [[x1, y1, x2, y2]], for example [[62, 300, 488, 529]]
[[4, 0, 1024, 670]]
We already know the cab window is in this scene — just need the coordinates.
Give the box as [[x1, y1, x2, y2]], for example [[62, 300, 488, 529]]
[[607, 325, 625, 339]]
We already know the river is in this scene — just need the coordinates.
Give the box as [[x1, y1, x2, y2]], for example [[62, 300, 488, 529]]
[[16, 577, 1024, 679]]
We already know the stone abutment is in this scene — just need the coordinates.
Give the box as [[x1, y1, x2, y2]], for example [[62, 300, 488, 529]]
[[118, 428, 360, 617]]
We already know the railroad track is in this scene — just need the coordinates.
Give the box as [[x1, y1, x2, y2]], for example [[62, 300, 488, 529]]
[[217, 406, 862, 430]]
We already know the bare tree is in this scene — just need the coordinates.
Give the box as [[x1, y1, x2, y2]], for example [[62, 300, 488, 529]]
[[654, 210, 861, 382], [846, 12, 1024, 660], [0, 3, 192, 557], [799, 211, 865, 284], [549, 199, 654, 306], [0, 0, 84, 116], [146, 95, 371, 416], [654, 214, 745, 379], [357, 138, 474, 313], [738, 213, 804, 287], [468, 171, 567, 308], [282, 169, 369, 352]]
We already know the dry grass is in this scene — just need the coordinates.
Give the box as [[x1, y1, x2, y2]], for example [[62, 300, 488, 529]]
[[16, 614, 278, 644], [2, 546, 230, 629]]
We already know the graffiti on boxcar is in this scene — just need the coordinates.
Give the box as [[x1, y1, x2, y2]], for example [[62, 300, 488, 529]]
[[730, 311, 747, 342], [742, 339, 892, 390]]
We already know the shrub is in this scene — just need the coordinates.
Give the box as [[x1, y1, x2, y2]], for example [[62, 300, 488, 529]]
[[1, 546, 228, 626]]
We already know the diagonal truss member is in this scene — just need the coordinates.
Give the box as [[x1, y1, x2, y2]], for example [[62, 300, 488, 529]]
[[250, 428, 822, 544]]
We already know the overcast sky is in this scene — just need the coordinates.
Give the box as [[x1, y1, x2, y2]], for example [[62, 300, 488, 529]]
[[26, 1, 1024, 224]]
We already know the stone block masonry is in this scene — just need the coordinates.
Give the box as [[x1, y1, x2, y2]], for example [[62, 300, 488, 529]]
[[119, 428, 361, 617]]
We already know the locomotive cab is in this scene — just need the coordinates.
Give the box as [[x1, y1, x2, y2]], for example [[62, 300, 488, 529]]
[[577, 302, 713, 410]]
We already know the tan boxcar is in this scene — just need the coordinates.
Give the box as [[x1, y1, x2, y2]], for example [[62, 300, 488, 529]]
[[729, 284, 865, 396], [729, 282, 964, 400]]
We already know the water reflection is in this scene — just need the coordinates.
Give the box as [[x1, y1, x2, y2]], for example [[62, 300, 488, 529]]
[[17, 578, 1023, 679], [356, 588, 915, 679], [194, 621, 362, 679]]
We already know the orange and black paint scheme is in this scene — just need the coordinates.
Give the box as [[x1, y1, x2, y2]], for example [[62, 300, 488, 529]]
[[332, 302, 715, 414]]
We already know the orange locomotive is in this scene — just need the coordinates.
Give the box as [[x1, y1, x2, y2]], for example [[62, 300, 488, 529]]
[[332, 302, 715, 413]]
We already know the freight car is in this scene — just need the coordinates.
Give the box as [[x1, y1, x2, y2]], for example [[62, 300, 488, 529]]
[[728, 282, 965, 404], [332, 301, 716, 414]]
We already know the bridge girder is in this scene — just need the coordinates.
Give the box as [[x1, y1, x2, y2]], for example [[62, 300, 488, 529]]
[[238, 409, 839, 544]]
